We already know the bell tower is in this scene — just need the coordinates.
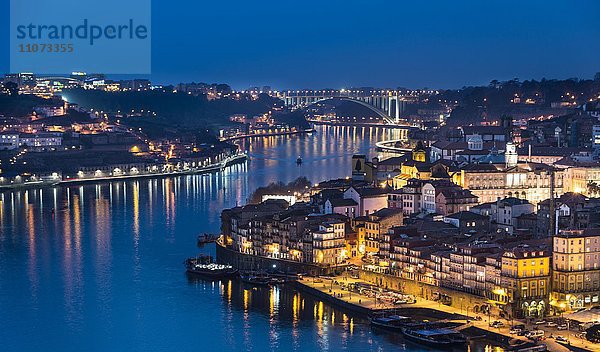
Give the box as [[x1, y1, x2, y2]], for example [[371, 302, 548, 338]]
[[505, 142, 518, 168]]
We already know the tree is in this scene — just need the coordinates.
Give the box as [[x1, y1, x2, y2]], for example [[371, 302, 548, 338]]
[[587, 181, 600, 197], [4, 82, 18, 96], [594, 72, 600, 82]]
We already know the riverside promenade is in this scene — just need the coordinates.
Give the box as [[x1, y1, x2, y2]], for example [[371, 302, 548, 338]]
[[0, 152, 248, 191], [294, 275, 593, 352]]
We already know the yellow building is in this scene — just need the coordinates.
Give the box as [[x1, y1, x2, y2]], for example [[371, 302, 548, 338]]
[[354, 220, 380, 254], [551, 229, 600, 312], [563, 165, 600, 196], [364, 219, 380, 254], [392, 160, 461, 189], [354, 208, 403, 257], [501, 245, 550, 318], [356, 225, 367, 255], [392, 161, 432, 188], [412, 144, 427, 162]]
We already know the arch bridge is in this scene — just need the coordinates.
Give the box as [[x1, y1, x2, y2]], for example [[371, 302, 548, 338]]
[[278, 90, 408, 125]]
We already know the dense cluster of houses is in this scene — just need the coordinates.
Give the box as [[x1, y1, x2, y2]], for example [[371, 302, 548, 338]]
[[223, 130, 600, 319]]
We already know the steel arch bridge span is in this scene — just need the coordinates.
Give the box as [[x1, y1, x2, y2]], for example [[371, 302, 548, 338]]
[[305, 97, 396, 124]]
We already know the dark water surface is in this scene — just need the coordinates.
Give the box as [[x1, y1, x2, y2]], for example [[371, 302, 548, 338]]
[[0, 126, 498, 351]]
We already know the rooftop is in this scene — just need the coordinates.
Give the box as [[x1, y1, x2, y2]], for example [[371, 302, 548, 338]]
[[328, 198, 358, 207], [446, 211, 488, 221], [557, 228, 600, 238]]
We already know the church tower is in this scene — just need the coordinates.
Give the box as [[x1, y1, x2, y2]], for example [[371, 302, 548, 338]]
[[412, 141, 427, 162], [505, 142, 518, 168]]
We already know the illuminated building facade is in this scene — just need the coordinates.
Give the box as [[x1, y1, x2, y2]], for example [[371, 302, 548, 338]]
[[501, 246, 550, 318], [551, 229, 600, 312]]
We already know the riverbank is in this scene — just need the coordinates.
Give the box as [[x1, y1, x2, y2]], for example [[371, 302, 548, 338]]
[[296, 273, 599, 351], [217, 242, 593, 351], [0, 152, 248, 192], [292, 275, 550, 351], [308, 120, 411, 129], [220, 128, 314, 141], [375, 139, 412, 153]]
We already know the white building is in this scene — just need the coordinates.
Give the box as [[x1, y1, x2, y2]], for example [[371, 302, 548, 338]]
[[34, 104, 66, 117], [311, 221, 346, 265], [18, 132, 62, 148], [324, 198, 359, 218], [593, 125, 600, 156], [422, 183, 436, 213], [343, 186, 388, 216], [491, 197, 535, 234], [0, 132, 19, 150], [262, 194, 296, 205]]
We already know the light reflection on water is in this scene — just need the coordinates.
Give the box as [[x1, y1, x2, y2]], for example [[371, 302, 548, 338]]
[[0, 125, 499, 351]]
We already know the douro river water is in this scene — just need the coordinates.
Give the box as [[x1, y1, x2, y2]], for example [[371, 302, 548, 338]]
[[0, 125, 500, 351]]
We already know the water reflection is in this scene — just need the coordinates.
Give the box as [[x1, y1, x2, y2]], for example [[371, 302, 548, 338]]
[[0, 126, 498, 351], [186, 276, 500, 352]]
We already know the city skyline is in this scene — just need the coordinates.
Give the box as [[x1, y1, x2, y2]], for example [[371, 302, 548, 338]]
[[1, 0, 600, 89], [3, 1, 600, 351]]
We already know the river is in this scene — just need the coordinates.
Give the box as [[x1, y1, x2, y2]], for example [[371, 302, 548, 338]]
[[0, 125, 499, 351]]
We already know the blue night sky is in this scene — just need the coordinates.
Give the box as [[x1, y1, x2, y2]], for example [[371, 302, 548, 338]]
[[1, 0, 599, 89]]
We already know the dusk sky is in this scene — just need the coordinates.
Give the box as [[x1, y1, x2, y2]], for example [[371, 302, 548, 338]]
[[1, 0, 599, 89]]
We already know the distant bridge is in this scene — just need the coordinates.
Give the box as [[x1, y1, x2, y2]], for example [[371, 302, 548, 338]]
[[274, 90, 409, 125], [376, 139, 413, 153]]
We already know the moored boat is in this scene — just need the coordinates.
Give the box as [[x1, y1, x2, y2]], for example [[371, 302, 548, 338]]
[[370, 315, 412, 331], [239, 272, 273, 286], [401, 327, 467, 348], [197, 233, 218, 245], [185, 256, 238, 278]]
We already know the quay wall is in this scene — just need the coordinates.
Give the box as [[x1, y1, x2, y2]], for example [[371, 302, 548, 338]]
[[357, 270, 499, 319], [214, 244, 500, 319], [291, 281, 374, 317]]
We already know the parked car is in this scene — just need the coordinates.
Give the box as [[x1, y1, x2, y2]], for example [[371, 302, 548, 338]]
[[517, 330, 530, 336], [546, 322, 557, 327], [525, 330, 545, 339], [510, 327, 523, 334], [489, 321, 504, 328], [557, 324, 568, 330], [534, 320, 547, 325], [555, 335, 568, 343]]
